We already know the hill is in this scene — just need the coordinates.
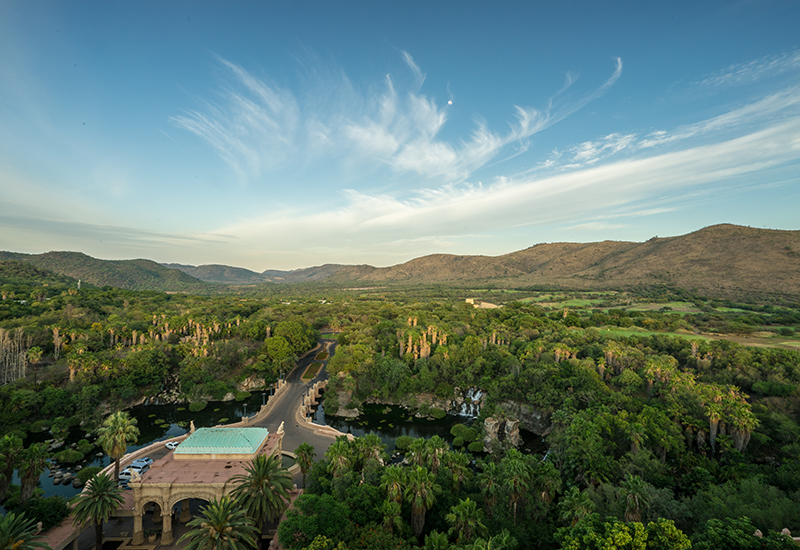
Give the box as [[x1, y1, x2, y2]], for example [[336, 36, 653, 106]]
[[3, 224, 798, 299], [0, 252, 215, 293], [325, 224, 800, 300]]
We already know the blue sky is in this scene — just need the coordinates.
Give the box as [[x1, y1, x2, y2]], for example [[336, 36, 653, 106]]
[[1, 1, 799, 271]]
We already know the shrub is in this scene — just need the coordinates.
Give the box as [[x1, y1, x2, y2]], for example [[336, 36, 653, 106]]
[[235, 391, 251, 402], [189, 401, 207, 412], [468, 441, 485, 453], [77, 466, 103, 483], [54, 449, 84, 464], [19, 495, 70, 530], [76, 439, 94, 454], [395, 436, 414, 452], [430, 407, 447, 420]]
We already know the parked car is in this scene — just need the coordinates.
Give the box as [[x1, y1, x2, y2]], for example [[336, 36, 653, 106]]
[[165, 441, 180, 450], [131, 457, 153, 469], [119, 464, 149, 481]]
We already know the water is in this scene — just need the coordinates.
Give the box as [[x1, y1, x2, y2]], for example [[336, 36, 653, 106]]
[[11, 389, 545, 508], [7, 391, 272, 509], [311, 402, 546, 456]]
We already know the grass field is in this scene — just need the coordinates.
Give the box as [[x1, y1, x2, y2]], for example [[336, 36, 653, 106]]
[[302, 362, 322, 380]]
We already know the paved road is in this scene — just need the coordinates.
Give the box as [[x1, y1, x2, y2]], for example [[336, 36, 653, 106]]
[[252, 338, 339, 460]]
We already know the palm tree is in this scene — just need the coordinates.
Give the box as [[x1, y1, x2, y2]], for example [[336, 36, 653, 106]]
[[177, 497, 258, 550], [408, 438, 427, 468], [0, 434, 23, 502], [380, 465, 407, 505], [501, 451, 531, 525], [404, 466, 441, 540], [381, 500, 404, 535], [422, 530, 450, 550], [442, 451, 471, 492], [0, 512, 49, 550], [324, 438, 352, 478], [445, 498, 487, 545], [534, 460, 561, 508], [476, 461, 502, 519], [96, 411, 139, 480], [229, 454, 292, 550], [424, 436, 449, 474], [71, 473, 124, 550], [294, 443, 315, 489], [558, 486, 594, 527], [18, 443, 49, 504], [629, 422, 645, 455], [356, 433, 386, 468], [705, 402, 723, 454], [620, 474, 650, 523]]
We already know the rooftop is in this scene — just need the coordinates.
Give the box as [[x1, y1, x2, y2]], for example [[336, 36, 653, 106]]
[[174, 427, 269, 457]]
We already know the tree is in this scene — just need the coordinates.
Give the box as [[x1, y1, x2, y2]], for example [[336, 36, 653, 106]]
[[404, 466, 441, 540], [424, 436, 449, 474], [96, 411, 139, 480], [445, 498, 487, 545], [559, 486, 595, 527], [0, 512, 49, 550], [620, 474, 650, 524], [178, 497, 258, 550], [380, 465, 407, 505], [294, 443, 316, 489], [0, 434, 23, 502], [71, 473, 124, 550], [477, 461, 502, 519], [18, 443, 49, 504], [229, 454, 292, 550], [381, 500, 404, 535], [645, 519, 691, 550], [501, 450, 531, 525], [325, 437, 352, 478]]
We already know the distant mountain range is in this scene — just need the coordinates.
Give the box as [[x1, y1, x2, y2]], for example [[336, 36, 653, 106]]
[[2, 224, 799, 300]]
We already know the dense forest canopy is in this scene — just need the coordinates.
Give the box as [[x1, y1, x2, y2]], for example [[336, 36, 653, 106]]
[[1, 261, 799, 548]]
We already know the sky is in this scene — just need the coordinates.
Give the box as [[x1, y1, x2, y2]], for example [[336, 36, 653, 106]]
[[1, 1, 799, 272]]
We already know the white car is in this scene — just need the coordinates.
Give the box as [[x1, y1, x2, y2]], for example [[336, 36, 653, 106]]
[[165, 441, 180, 450], [119, 463, 149, 481], [131, 457, 153, 469]]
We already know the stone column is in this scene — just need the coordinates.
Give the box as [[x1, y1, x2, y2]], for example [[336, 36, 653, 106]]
[[161, 511, 173, 546], [132, 514, 144, 545], [179, 500, 192, 523]]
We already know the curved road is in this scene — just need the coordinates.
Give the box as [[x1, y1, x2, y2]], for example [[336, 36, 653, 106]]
[[252, 337, 340, 459]]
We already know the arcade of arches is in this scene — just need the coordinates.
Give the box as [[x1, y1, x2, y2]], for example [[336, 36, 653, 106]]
[[129, 426, 284, 545]]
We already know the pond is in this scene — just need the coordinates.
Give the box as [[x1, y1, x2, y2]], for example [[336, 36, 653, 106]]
[[6, 390, 273, 509], [10, 389, 546, 509], [312, 402, 547, 456]]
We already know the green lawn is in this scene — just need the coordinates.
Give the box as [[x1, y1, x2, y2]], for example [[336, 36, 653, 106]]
[[302, 362, 322, 380]]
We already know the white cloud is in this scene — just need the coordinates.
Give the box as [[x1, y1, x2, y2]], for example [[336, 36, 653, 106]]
[[171, 53, 623, 184], [696, 50, 800, 88], [210, 115, 800, 266]]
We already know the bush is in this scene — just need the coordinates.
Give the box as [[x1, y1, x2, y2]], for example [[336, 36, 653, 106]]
[[76, 439, 94, 454], [54, 449, 84, 464], [468, 441, 485, 453], [778, 327, 795, 337], [395, 436, 414, 452], [19, 496, 70, 530], [430, 407, 447, 420], [77, 466, 103, 484], [235, 391, 251, 402], [189, 401, 207, 412]]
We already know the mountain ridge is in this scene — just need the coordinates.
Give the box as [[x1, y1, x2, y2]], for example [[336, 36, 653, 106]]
[[2, 224, 799, 299]]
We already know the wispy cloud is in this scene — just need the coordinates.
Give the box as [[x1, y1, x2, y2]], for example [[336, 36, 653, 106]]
[[696, 50, 800, 88], [171, 53, 623, 183], [212, 114, 800, 265]]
